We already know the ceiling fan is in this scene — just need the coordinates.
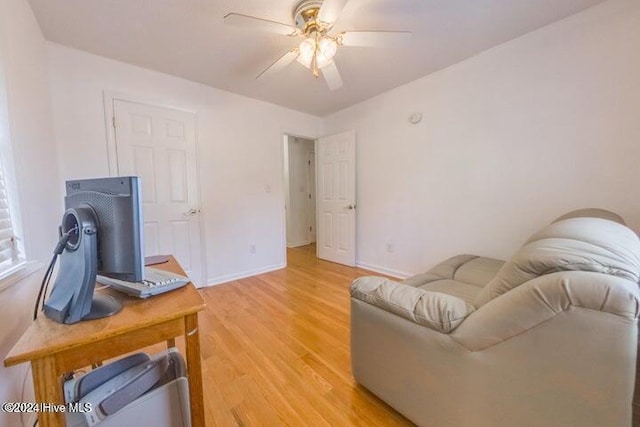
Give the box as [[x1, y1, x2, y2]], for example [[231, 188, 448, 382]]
[[224, 0, 412, 90]]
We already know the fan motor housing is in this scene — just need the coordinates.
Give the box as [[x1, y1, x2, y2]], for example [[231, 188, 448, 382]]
[[293, 0, 325, 33]]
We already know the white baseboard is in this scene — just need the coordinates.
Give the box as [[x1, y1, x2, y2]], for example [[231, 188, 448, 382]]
[[355, 261, 412, 280], [204, 262, 286, 287], [286, 241, 311, 248], [202, 260, 410, 287]]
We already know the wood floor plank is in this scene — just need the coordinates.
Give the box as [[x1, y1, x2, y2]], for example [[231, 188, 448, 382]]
[[199, 244, 413, 426]]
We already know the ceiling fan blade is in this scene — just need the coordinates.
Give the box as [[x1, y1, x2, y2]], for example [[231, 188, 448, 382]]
[[318, 0, 350, 25], [340, 31, 412, 48], [321, 62, 343, 91], [257, 49, 299, 79], [224, 13, 297, 36]]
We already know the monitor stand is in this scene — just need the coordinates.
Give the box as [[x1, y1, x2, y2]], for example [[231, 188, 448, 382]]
[[83, 294, 122, 321], [44, 207, 122, 324]]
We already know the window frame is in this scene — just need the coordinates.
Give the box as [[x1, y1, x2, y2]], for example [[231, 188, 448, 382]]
[[0, 31, 41, 292]]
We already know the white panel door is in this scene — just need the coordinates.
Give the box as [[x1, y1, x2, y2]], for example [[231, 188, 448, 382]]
[[316, 131, 356, 266], [113, 99, 203, 286]]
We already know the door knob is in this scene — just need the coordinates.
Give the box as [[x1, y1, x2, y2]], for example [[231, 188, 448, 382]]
[[345, 204, 356, 210], [183, 208, 201, 216]]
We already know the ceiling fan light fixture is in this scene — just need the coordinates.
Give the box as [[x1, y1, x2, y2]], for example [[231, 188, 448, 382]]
[[226, 0, 411, 90], [296, 36, 337, 69]]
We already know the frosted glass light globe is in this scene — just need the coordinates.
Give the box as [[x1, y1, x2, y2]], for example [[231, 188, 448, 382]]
[[316, 38, 337, 68], [297, 38, 316, 68]]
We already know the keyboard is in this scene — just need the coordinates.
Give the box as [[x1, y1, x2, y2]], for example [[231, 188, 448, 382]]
[[96, 267, 190, 298]]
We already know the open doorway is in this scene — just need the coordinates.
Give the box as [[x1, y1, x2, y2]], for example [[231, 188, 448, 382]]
[[283, 135, 316, 252]]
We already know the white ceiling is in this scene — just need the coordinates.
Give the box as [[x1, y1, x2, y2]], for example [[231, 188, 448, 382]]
[[28, 0, 605, 116]]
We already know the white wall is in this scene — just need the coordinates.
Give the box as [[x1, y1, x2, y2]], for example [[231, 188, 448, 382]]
[[47, 44, 322, 285], [323, 0, 640, 277], [0, 0, 61, 424], [286, 136, 315, 247]]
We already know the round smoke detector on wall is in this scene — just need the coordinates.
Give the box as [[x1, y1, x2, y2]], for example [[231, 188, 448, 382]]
[[408, 112, 422, 124]]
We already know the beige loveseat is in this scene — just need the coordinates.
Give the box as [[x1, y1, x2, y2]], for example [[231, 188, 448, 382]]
[[350, 209, 640, 426]]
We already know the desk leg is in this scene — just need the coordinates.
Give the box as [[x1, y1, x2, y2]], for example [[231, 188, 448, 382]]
[[32, 357, 64, 427], [185, 313, 205, 427]]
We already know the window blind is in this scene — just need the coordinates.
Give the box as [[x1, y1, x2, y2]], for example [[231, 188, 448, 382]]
[[0, 34, 24, 277], [0, 161, 18, 270]]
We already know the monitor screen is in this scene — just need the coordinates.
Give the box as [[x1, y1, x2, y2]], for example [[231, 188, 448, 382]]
[[65, 176, 145, 282]]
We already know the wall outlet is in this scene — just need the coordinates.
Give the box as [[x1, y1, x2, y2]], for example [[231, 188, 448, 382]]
[[250, 244, 256, 254], [386, 242, 394, 253]]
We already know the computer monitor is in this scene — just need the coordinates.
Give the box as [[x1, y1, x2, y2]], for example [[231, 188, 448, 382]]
[[43, 176, 145, 324]]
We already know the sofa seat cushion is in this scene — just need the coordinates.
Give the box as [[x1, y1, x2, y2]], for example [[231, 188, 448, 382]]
[[400, 255, 505, 306], [453, 257, 505, 287], [417, 279, 482, 306]]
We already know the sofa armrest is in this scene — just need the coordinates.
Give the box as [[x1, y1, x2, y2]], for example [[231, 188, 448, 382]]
[[350, 276, 476, 333], [452, 271, 640, 351]]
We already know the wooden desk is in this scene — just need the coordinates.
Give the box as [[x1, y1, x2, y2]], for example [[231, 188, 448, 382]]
[[3, 257, 206, 427]]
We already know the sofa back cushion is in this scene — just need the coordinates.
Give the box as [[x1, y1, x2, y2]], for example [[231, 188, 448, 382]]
[[552, 208, 625, 225], [475, 217, 640, 307]]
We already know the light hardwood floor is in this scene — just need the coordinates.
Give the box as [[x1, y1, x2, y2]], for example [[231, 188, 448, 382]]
[[197, 244, 413, 426]]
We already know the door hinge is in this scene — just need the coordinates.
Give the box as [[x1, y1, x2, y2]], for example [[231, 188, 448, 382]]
[[309, 226, 312, 231], [112, 116, 117, 128], [308, 160, 311, 165], [309, 194, 311, 199]]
